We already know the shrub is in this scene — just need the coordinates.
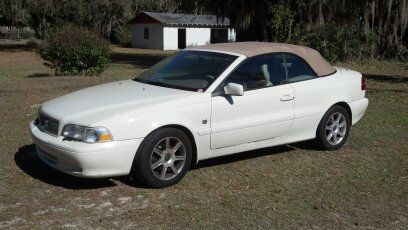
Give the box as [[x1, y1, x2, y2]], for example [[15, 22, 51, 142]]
[[268, 2, 295, 42], [20, 30, 36, 39], [38, 26, 111, 75], [113, 25, 132, 47], [300, 24, 342, 62], [393, 44, 408, 61], [299, 24, 379, 62], [27, 38, 41, 48]]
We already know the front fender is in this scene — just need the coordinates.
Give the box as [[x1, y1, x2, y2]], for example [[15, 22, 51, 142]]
[[91, 95, 211, 141]]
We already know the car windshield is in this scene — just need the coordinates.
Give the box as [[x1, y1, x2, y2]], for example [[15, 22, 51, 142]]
[[134, 51, 238, 91]]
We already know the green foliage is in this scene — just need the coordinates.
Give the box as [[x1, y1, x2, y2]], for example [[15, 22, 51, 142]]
[[38, 26, 111, 76], [0, 0, 30, 26], [393, 44, 408, 61], [26, 0, 54, 38], [27, 38, 41, 48], [1, 0, 406, 61], [299, 24, 341, 62], [112, 25, 132, 47], [0, 0, 11, 25], [19, 30, 35, 39], [299, 24, 379, 62], [268, 2, 294, 42], [195, 0, 406, 61]]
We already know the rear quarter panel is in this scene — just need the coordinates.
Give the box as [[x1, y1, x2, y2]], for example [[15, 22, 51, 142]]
[[288, 67, 365, 141], [292, 68, 364, 118]]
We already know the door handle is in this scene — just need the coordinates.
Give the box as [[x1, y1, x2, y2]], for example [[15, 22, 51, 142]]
[[280, 94, 294, 101]]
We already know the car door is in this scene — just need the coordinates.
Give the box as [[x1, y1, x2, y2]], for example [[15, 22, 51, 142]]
[[210, 53, 295, 149], [284, 53, 323, 119], [283, 53, 330, 140]]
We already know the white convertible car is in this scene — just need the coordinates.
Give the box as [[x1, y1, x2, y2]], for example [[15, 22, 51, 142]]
[[30, 42, 368, 187]]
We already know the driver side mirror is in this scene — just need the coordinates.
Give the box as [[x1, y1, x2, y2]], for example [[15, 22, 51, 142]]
[[224, 83, 244, 96]]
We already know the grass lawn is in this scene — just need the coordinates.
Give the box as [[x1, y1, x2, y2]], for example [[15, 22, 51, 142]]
[[0, 41, 407, 228]]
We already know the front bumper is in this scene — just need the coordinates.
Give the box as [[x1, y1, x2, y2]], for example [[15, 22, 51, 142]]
[[29, 122, 143, 178]]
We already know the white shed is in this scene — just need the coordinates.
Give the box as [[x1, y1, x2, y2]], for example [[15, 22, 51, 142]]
[[128, 12, 236, 50]]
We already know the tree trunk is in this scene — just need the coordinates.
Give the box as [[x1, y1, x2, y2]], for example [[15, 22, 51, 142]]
[[318, 0, 324, 24], [307, 3, 313, 31], [399, 0, 407, 41], [258, 0, 268, 42], [364, 1, 370, 36], [371, 0, 375, 30], [288, 23, 292, 42]]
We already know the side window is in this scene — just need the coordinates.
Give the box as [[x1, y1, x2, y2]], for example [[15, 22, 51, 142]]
[[144, 27, 149, 39], [284, 54, 316, 83], [225, 54, 286, 91]]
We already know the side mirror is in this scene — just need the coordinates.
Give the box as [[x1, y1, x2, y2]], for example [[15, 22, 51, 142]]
[[224, 83, 244, 96]]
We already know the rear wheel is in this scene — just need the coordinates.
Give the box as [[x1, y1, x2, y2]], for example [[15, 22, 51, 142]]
[[316, 105, 351, 150], [131, 128, 192, 188]]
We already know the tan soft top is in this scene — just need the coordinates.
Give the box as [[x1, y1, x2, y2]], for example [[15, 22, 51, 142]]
[[191, 42, 335, 77]]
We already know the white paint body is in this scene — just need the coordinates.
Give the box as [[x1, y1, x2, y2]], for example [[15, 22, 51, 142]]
[[132, 24, 236, 50], [30, 49, 369, 178]]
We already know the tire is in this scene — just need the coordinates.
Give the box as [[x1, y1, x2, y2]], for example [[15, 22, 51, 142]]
[[131, 128, 192, 188], [316, 105, 351, 150]]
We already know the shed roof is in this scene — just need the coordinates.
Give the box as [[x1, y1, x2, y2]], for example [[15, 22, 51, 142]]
[[190, 42, 336, 76], [128, 12, 230, 27]]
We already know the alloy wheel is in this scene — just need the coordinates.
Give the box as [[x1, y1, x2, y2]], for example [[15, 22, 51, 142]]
[[149, 137, 186, 180], [325, 112, 347, 145]]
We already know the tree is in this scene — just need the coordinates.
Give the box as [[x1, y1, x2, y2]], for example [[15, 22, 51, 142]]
[[27, 0, 55, 38], [0, 0, 29, 27], [1, 0, 405, 59], [0, 0, 12, 25], [184, 0, 270, 41], [181, 0, 406, 59]]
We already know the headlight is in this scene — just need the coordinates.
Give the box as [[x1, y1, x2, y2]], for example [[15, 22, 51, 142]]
[[62, 124, 113, 143]]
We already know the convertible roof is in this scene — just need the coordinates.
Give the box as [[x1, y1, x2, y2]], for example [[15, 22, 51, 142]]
[[191, 42, 336, 77]]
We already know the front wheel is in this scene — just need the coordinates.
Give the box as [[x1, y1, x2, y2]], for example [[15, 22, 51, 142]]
[[316, 105, 351, 150], [131, 128, 192, 188]]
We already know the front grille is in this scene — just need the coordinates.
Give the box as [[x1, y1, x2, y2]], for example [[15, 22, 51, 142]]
[[38, 113, 59, 136]]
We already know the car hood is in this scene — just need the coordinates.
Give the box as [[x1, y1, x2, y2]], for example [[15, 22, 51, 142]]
[[40, 80, 196, 126]]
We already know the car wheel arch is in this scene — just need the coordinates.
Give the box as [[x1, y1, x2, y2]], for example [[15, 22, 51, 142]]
[[139, 124, 198, 167], [333, 102, 352, 121], [316, 101, 352, 134]]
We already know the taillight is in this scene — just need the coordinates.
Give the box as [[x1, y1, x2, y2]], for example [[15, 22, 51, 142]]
[[361, 75, 366, 90]]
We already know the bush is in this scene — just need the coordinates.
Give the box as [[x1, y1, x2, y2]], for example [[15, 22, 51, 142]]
[[20, 30, 36, 39], [268, 2, 295, 42], [38, 26, 111, 75], [300, 24, 342, 62], [27, 38, 41, 48], [393, 44, 408, 61], [299, 24, 379, 62], [113, 25, 132, 47]]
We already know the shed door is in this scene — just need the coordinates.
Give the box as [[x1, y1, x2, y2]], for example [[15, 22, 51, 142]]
[[178, 29, 186, 49]]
